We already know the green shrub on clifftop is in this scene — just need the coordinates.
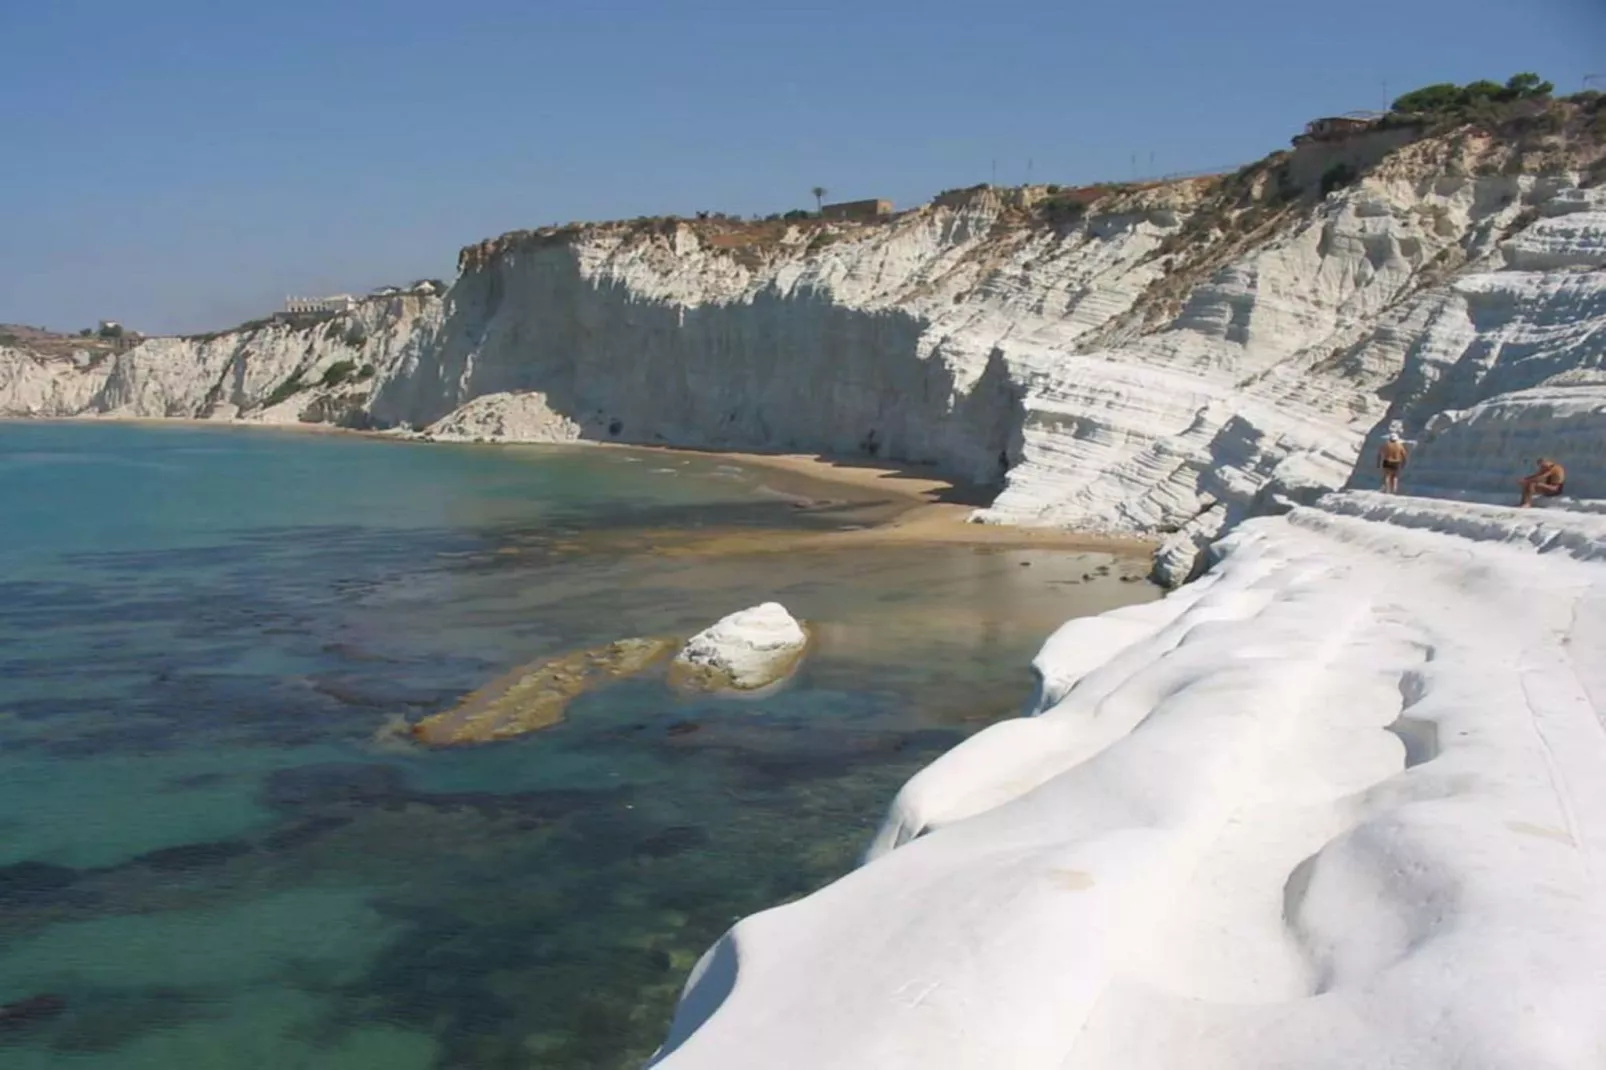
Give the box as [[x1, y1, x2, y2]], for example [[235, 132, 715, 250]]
[[1391, 72, 1554, 116]]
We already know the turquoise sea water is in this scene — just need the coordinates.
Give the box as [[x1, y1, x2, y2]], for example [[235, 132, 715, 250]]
[[0, 422, 1155, 1068]]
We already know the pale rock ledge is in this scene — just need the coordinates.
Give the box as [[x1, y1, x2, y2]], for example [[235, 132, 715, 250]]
[[669, 603, 809, 693], [421, 390, 584, 443]]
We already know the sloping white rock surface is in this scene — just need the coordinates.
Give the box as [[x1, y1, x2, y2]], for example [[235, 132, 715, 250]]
[[671, 603, 809, 692], [1388, 385, 1606, 502], [649, 491, 1606, 1069]]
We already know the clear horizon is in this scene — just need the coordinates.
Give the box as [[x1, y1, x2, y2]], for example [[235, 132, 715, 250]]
[[1, 0, 1601, 336]]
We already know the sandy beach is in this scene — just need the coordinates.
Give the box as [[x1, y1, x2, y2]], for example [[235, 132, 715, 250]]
[[622, 444, 1157, 557], [4, 416, 1156, 558]]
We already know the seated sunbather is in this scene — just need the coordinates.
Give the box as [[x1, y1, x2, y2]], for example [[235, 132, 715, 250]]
[[1519, 457, 1566, 507]]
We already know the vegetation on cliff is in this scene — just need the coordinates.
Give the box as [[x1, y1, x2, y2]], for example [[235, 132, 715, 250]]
[[1389, 72, 1555, 118]]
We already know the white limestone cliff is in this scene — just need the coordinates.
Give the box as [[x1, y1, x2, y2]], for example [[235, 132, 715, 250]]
[[638, 120, 1606, 1057], [4, 104, 1602, 582], [1, 292, 442, 427]]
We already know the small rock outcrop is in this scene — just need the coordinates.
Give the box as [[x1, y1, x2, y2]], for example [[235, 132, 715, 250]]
[[412, 637, 674, 745], [670, 603, 809, 693], [422, 390, 585, 443]]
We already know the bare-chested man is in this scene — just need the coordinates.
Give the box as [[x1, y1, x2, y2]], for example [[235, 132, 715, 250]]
[[1377, 432, 1408, 494], [1519, 457, 1566, 507]]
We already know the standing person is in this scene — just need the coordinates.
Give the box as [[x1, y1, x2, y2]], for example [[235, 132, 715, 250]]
[[1377, 432, 1409, 494], [1518, 457, 1566, 506]]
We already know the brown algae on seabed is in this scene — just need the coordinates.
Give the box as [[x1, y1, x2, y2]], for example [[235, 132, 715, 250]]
[[411, 637, 676, 745]]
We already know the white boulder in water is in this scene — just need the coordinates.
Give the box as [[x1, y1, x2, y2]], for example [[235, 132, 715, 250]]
[[671, 603, 809, 693]]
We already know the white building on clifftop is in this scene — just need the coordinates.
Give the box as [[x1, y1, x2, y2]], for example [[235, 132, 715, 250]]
[[282, 294, 356, 316]]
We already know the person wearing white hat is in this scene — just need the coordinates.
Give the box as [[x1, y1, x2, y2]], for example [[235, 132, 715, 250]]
[[1377, 431, 1408, 494]]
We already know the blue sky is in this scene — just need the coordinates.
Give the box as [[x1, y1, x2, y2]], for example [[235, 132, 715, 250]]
[[1, 0, 1601, 335]]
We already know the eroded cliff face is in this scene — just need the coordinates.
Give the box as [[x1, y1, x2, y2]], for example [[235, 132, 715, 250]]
[[5, 102, 1603, 581], [1, 292, 442, 427]]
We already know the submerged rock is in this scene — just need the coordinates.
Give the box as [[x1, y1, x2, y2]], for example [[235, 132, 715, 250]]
[[669, 603, 809, 694], [412, 637, 675, 746]]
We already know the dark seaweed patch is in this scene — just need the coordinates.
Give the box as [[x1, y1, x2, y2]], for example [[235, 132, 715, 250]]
[[260, 814, 354, 852], [130, 840, 254, 873], [163, 771, 229, 791], [46, 988, 216, 1054], [0, 992, 68, 1034], [633, 825, 708, 859], [44, 723, 182, 759], [0, 861, 79, 907], [260, 763, 410, 810]]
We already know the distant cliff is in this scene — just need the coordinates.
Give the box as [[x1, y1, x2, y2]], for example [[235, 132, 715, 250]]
[[5, 97, 1603, 582]]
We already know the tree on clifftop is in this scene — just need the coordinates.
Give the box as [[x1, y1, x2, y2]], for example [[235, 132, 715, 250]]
[[811, 186, 828, 212], [1462, 80, 1508, 104], [1391, 72, 1555, 115], [1391, 82, 1462, 113], [1505, 72, 1554, 99]]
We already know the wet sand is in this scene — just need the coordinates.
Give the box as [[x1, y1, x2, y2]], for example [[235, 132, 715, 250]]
[[601, 443, 1157, 558]]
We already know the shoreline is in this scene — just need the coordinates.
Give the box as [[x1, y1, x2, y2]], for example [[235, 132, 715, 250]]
[[1, 414, 1158, 559], [514, 439, 1158, 557]]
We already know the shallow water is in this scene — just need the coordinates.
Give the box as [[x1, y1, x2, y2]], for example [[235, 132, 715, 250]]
[[0, 421, 1156, 1068]]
